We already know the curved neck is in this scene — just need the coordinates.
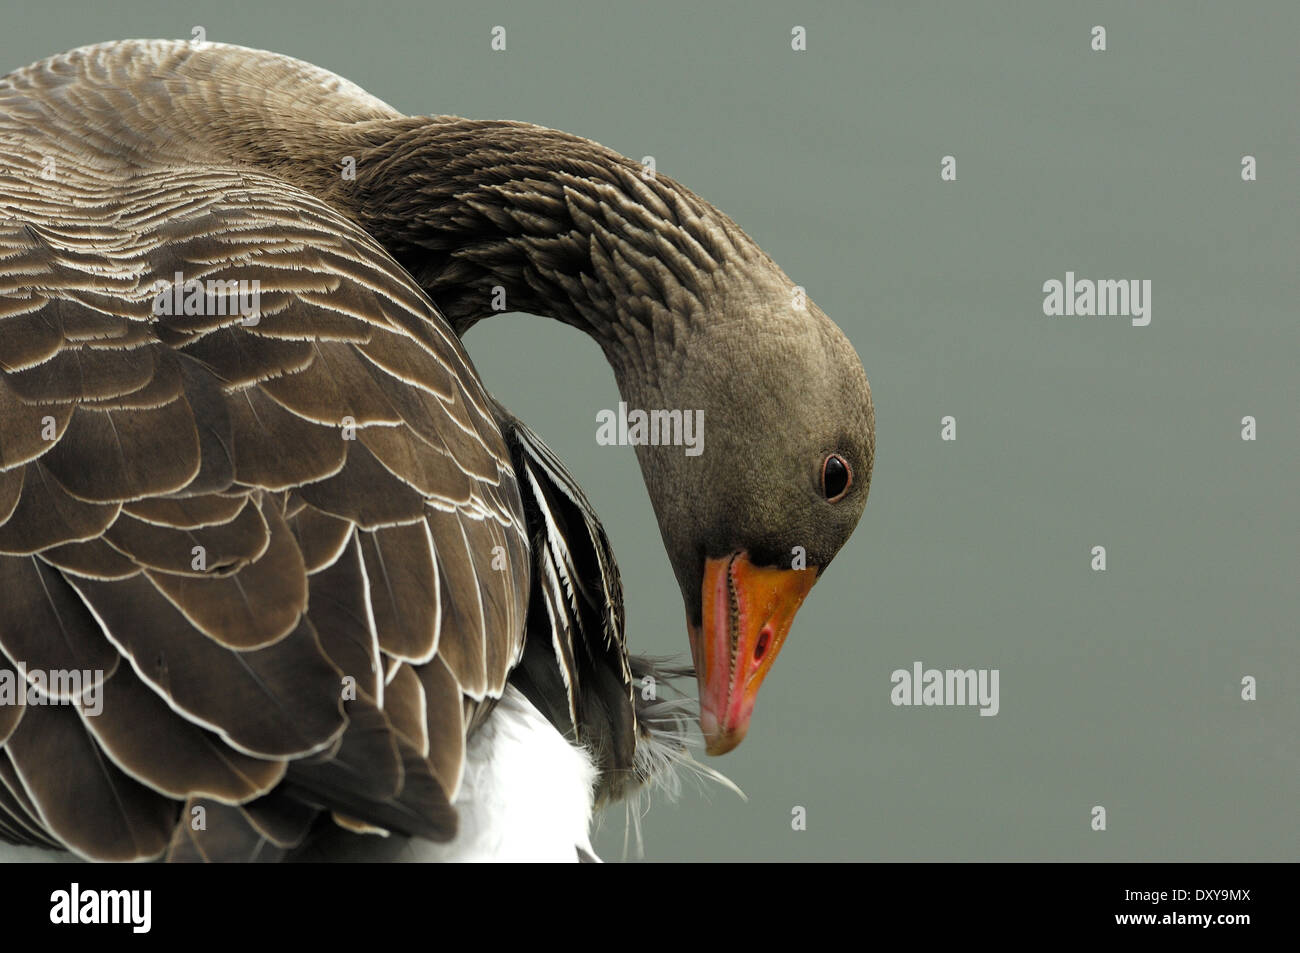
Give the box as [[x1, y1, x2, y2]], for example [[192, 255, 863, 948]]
[[320, 117, 762, 383]]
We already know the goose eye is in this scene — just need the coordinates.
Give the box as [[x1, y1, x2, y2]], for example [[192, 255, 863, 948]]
[[821, 454, 852, 501]]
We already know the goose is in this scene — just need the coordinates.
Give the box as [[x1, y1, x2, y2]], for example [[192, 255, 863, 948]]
[[0, 39, 875, 862]]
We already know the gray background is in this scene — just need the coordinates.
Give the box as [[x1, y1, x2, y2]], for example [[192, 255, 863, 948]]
[[4, 1, 1294, 861]]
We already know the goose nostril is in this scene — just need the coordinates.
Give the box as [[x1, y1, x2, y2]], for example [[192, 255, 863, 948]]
[[754, 626, 773, 662]]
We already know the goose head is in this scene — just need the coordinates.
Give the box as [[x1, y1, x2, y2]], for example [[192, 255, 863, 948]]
[[621, 275, 875, 755]]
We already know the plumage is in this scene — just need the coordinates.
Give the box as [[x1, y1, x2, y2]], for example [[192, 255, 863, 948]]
[[0, 464, 122, 554], [63, 575, 346, 758], [305, 533, 384, 703], [357, 522, 441, 663], [103, 499, 269, 577], [0, 382, 72, 470], [0, 38, 874, 861], [83, 663, 287, 802], [5, 699, 178, 862], [164, 794, 316, 863], [282, 698, 455, 842], [0, 555, 121, 680], [142, 499, 307, 649], [0, 754, 64, 849]]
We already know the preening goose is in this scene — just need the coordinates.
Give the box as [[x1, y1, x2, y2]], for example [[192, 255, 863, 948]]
[[0, 40, 875, 861]]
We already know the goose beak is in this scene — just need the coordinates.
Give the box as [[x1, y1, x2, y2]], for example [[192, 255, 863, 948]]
[[688, 552, 819, 755]]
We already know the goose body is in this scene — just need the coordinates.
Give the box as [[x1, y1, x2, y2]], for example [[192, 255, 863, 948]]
[[0, 40, 875, 861], [0, 686, 600, 862]]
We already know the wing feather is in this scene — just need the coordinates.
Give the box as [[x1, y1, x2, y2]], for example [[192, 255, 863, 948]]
[[0, 46, 529, 860]]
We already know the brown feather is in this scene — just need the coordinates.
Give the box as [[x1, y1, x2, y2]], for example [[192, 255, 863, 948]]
[[105, 498, 268, 576], [180, 326, 314, 388], [0, 463, 121, 554], [382, 662, 428, 758], [40, 397, 201, 503], [0, 295, 62, 371], [306, 532, 382, 701], [37, 537, 142, 580], [357, 521, 439, 663], [0, 379, 73, 471], [4, 340, 157, 404], [164, 798, 286, 863], [0, 553, 121, 682], [144, 500, 306, 649], [289, 502, 355, 573], [239, 789, 318, 848], [85, 663, 286, 802], [65, 572, 346, 759], [124, 492, 248, 530], [225, 384, 347, 491], [0, 753, 65, 849], [415, 657, 467, 798], [296, 438, 427, 529], [5, 701, 177, 861], [424, 507, 488, 697], [259, 340, 403, 427]]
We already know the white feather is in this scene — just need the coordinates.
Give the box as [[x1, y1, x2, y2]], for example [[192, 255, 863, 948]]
[[300, 684, 599, 862], [411, 685, 597, 862]]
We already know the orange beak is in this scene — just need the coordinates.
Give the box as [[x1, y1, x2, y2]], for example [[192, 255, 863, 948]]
[[687, 552, 818, 755]]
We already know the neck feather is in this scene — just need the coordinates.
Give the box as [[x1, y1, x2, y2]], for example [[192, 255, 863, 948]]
[[313, 117, 764, 379]]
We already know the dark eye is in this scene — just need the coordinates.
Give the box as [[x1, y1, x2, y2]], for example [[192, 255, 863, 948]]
[[821, 454, 852, 502]]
